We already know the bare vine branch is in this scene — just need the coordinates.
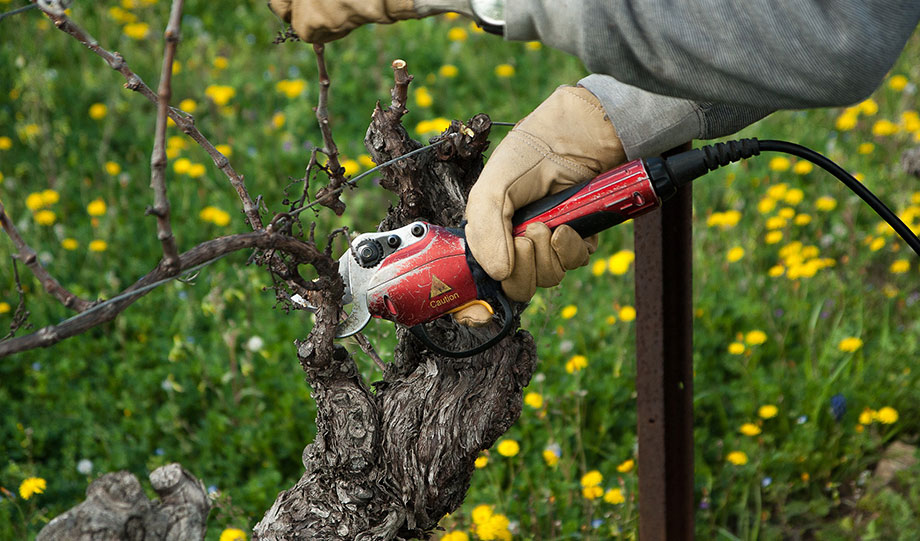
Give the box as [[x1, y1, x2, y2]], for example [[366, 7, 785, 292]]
[[312, 43, 347, 215], [0, 231, 331, 357], [148, 0, 185, 273], [45, 10, 264, 230], [0, 201, 92, 312]]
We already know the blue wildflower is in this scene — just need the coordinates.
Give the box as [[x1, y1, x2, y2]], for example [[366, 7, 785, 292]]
[[830, 394, 847, 422]]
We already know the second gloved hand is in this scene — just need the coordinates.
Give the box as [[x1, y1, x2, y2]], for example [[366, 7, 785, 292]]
[[457, 85, 625, 325]]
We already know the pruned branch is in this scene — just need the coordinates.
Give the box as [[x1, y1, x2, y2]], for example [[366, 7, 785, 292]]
[[148, 0, 185, 273], [0, 201, 92, 312]]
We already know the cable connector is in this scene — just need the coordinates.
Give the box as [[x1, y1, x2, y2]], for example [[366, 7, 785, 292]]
[[664, 138, 760, 187]]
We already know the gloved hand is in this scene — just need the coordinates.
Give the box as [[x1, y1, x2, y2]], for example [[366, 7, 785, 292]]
[[269, 0, 475, 43], [455, 85, 625, 326]]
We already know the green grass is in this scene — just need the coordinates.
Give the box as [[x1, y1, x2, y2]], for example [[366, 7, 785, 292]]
[[1, 3, 919, 539]]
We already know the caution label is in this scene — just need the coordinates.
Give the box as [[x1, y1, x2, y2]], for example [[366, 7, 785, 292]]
[[429, 275, 453, 298]]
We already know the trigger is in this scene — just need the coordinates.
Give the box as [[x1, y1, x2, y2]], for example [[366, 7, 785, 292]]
[[448, 300, 494, 327]]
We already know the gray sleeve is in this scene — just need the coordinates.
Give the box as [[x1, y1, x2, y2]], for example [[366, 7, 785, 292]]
[[507, 0, 919, 109], [579, 74, 773, 159]]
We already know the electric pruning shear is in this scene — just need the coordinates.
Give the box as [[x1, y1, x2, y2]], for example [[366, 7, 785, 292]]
[[331, 138, 920, 357]]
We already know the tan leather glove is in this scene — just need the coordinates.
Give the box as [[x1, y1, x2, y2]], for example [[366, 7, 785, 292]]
[[457, 85, 625, 325], [269, 0, 419, 43]]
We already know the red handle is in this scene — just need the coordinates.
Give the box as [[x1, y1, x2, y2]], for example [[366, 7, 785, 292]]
[[511, 158, 663, 238]]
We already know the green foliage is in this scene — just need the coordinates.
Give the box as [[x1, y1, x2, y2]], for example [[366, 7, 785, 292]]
[[1, 2, 919, 540]]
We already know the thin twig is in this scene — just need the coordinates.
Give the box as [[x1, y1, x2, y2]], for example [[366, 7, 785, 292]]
[[353, 332, 386, 372], [3, 259, 33, 340], [0, 201, 92, 312], [45, 11, 264, 230], [389, 59, 413, 119], [312, 43, 347, 215], [148, 0, 185, 273], [0, 3, 37, 23]]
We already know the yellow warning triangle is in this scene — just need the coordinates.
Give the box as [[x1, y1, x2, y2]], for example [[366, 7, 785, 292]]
[[430, 275, 453, 298]]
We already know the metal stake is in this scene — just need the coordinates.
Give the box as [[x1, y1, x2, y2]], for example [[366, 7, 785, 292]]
[[634, 178, 694, 540]]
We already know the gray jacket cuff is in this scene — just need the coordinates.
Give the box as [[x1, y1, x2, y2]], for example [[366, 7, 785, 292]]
[[579, 74, 774, 159]]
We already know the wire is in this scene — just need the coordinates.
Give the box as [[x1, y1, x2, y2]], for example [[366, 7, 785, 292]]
[[756, 140, 920, 258]]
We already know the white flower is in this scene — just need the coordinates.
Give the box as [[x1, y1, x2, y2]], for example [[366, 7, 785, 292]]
[[246, 336, 264, 352], [77, 459, 93, 475]]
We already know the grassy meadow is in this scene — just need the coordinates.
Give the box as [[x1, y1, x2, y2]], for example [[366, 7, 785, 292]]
[[1, 2, 920, 539]]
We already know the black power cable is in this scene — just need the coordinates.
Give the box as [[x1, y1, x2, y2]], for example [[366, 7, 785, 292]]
[[662, 138, 920, 258]]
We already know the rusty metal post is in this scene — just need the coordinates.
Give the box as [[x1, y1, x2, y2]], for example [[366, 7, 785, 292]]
[[634, 176, 694, 540]]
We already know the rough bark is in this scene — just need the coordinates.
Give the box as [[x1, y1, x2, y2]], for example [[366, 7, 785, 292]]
[[253, 90, 535, 540], [37, 464, 209, 541]]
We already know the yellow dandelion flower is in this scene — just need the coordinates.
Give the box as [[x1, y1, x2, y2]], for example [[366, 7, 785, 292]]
[[740, 423, 762, 436], [872, 119, 899, 137], [726, 451, 748, 465], [858, 142, 875, 155], [768, 156, 790, 172], [858, 408, 875, 425], [87, 198, 107, 216], [123, 22, 150, 40], [472, 504, 493, 525], [275, 79, 307, 99], [888, 75, 908, 92], [525, 41, 542, 51], [89, 240, 108, 252], [215, 144, 232, 156], [61, 238, 78, 250], [469, 21, 485, 33], [768, 265, 785, 277], [608, 250, 635, 275], [438, 64, 459, 78], [726, 246, 745, 262], [869, 237, 886, 251], [835, 111, 858, 131], [758, 404, 778, 419], [745, 330, 767, 345], [188, 163, 206, 178], [876, 406, 898, 424], [205, 85, 236, 107], [34, 209, 56, 226], [173, 158, 192, 174], [443, 531, 470, 541], [583, 486, 603, 499], [565, 354, 588, 374], [617, 459, 635, 473], [618, 305, 636, 322], [219, 528, 247, 541], [758, 197, 776, 214], [542, 448, 560, 467], [414, 87, 433, 108], [605, 315, 616, 325], [604, 488, 625, 505], [447, 27, 467, 42], [105, 161, 121, 175], [19, 477, 46, 500], [41, 189, 59, 206], [766, 216, 787, 230], [815, 196, 837, 211], [784, 188, 804, 205], [838, 337, 863, 352], [178, 98, 197, 113], [476, 513, 511, 540], [0, 302, 9, 314], [358, 154, 376, 168], [271, 112, 286, 129], [794, 214, 812, 226], [496, 439, 519, 457], [801, 472, 810, 482], [494, 64, 515, 78], [560, 305, 577, 319], [858, 98, 879, 116], [0, 136, 11, 150], [591, 259, 607, 276], [890, 259, 909, 274], [213, 56, 229, 70], [89, 103, 107, 119], [765, 230, 783, 244], [728, 342, 745, 355], [524, 392, 543, 409], [902, 111, 920, 132], [474, 455, 489, 469], [792, 161, 813, 175], [581, 470, 603, 488], [26, 193, 45, 211]]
